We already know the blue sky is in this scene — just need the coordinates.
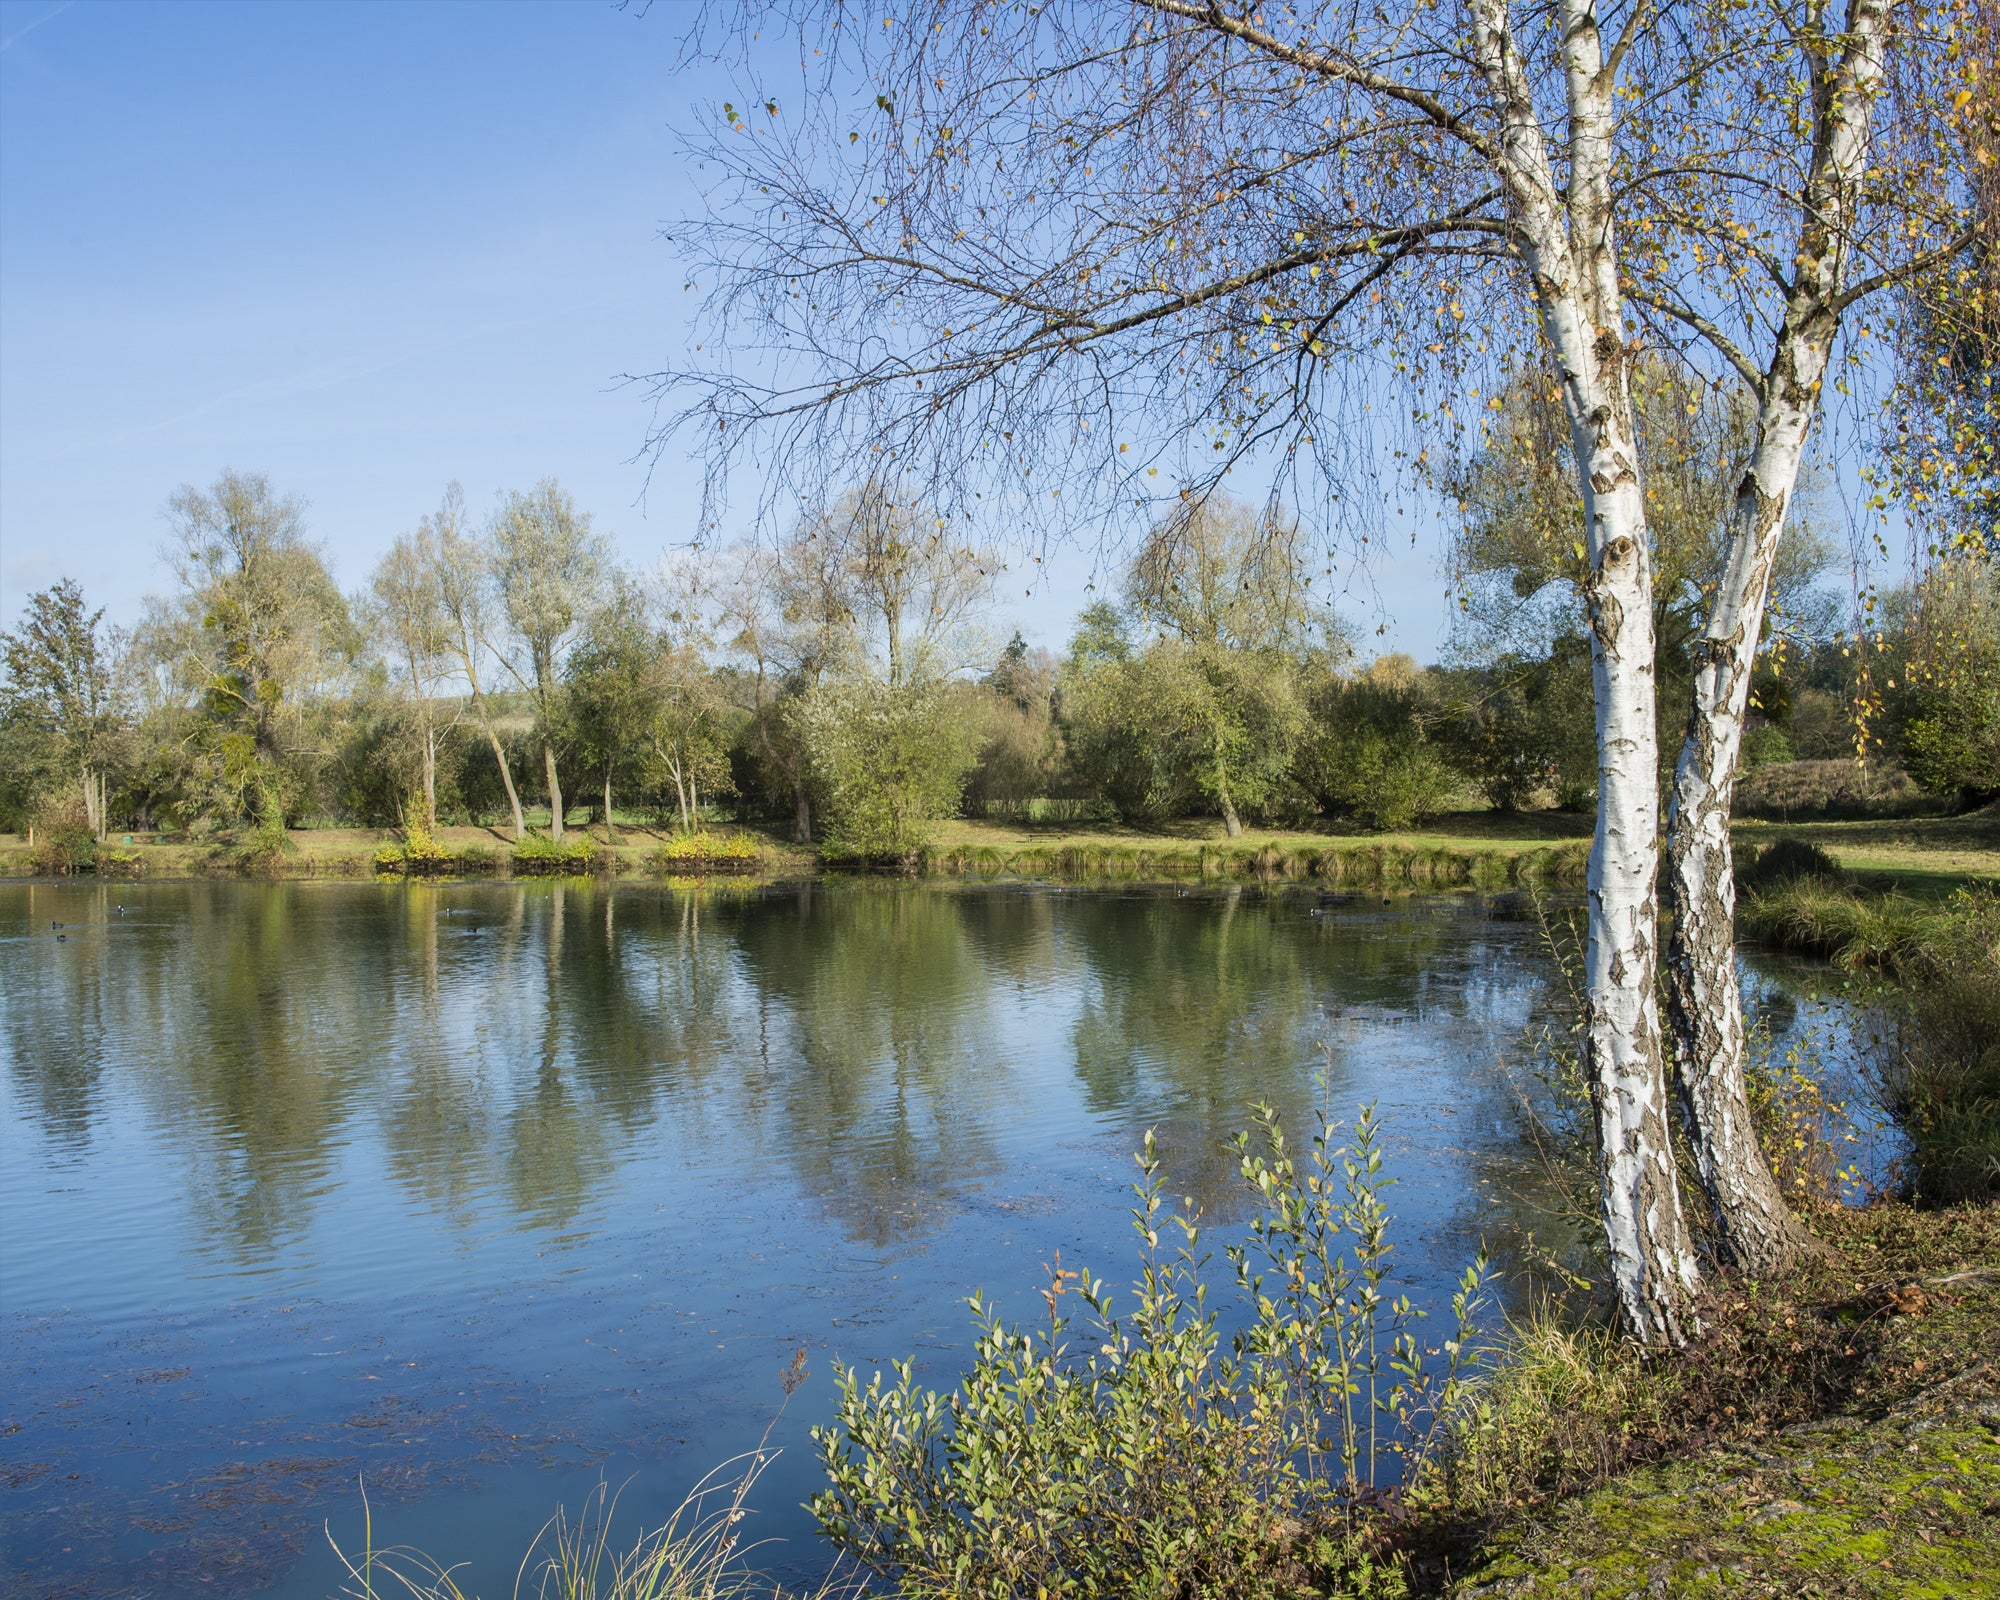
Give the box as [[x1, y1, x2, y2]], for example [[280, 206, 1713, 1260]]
[[0, 0, 1459, 655]]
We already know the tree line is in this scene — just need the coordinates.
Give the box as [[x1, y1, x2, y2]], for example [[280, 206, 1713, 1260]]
[[4, 371, 1992, 864]]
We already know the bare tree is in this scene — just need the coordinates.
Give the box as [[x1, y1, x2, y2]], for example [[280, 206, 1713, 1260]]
[[489, 479, 610, 843], [816, 479, 1001, 685], [428, 484, 528, 841], [651, 1, 1976, 1339]]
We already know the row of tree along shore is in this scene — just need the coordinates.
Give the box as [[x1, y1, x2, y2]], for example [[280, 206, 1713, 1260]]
[[3, 436, 1991, 874]]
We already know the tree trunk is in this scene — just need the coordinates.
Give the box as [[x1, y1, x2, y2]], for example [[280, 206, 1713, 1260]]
[[1469, 0, 1700, 1344], [1664, 409, 1826, 1272], [603, 771, 617, 844], [423, 726, 438, 833], [1581, 487, 1701, 1347], [1217, 780, 1242, 838], [792, 778, 813, 844], [473, 704, 525, 842], [1663, 0, 1886, 1273], [81, 765, 100, 837], [544, 744, 564, 842]]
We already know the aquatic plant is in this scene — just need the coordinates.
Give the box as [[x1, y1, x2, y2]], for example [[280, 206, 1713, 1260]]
[[329, 1355, 849, 1600], [1742, 879, 2000, 1203]]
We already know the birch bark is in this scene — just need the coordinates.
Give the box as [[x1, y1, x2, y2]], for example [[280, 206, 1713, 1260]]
[[1471, 0, 1700, 1343], [1663, 0, 1890, 1272]]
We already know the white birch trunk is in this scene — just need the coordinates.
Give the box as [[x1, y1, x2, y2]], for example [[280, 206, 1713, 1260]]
[[1471, 0, 1700, 1343], [1663, 0, 1888, 1272]]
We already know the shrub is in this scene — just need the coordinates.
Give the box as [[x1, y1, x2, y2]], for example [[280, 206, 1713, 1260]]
[[28, 793, 97, 875], [511, 832, 603, 875], [645, 832, 760, 875], [1299, 659, 1463, 831], [794, 678, 980, 860], [1734, 837, 1843, 894], [811, 1105, 1486, 1600]]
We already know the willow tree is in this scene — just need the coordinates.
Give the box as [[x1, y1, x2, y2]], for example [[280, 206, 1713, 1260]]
[[489, 480, 610, 843], [654, 2, 1977, 1340], [425, 484, 529, 842], [370, 528, 457, 833]]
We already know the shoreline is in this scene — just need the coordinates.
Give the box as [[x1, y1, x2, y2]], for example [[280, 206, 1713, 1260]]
[[4, 806, 1992, 896]]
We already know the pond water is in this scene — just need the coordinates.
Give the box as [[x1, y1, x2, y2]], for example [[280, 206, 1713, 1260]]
[[0, 879, 1870, 1598]]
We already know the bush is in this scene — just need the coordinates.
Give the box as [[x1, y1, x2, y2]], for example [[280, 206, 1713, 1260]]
[[1734, 837, 1843, 895], [645, 831, 760, 875], [28, 793, 97, 875], [1298, 659, 1463, 831], [1738, 722, 1795, 769], [511, 832, 603, 875], [811, 1105, 1486, 1600], [795, 678, 980, 860]]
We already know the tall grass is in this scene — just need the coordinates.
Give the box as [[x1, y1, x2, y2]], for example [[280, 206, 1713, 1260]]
[[329, 1359, 846, 1600]]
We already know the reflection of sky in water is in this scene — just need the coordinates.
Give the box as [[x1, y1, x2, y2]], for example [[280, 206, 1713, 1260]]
[[0, 881, 1869, 1598]]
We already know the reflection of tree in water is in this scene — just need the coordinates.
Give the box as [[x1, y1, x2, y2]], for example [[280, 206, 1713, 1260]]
[[729, 884, 1011, 1247], [2, 879, 1589, 1275], [4, 883, 116, 1149], [149, 887, 393, 1255], [1063, 891, 1514, 1220], [1065, 889, 1321, 1217], [7, 884, 413, 1259]]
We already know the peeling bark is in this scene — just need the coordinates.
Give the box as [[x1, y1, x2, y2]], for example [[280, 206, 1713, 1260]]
[[1664, 0, 1889, 1274], [1471, 0, 1701, 1343]]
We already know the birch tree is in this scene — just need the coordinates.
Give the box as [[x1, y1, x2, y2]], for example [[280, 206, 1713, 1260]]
[[654, 1, 1976, 1339], [426, 484, 528, 841]]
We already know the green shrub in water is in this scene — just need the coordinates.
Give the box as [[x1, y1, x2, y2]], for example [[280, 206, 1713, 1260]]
[[811, 1104, 1487, 1600]]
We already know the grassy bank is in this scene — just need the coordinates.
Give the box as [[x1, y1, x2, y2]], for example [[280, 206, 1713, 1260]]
[[13, 804, 1991, 892]]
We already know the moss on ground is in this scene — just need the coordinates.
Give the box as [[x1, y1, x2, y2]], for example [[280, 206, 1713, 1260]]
[[1459, 1383, 1999, 1597], [1445, 1206, 2000, 1598]]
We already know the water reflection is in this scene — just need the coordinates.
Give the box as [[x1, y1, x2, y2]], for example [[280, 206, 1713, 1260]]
[[0, 880, 1863, 1600], [3, 881, 1835, 1264]]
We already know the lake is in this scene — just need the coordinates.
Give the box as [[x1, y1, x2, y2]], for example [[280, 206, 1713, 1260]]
[[0, 879, 1869, 1598]]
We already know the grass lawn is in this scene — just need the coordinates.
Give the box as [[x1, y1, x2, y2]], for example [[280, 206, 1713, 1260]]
[[1733, 806, 2000, 898]]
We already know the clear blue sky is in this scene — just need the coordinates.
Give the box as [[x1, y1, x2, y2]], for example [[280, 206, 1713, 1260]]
[[0, 0, 1456, 656]]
